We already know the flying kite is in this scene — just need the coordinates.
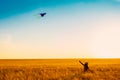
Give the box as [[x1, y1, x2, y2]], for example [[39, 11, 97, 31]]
[[39, 13, 46, 17]]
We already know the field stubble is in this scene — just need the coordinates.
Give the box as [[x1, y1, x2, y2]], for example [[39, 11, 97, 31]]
[[0, 59, 120, 80]]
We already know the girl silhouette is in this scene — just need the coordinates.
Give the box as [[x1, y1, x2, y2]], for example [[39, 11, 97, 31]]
[[79, 60, 89, 72]]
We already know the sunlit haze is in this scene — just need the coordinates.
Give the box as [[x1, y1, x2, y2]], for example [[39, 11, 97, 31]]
[[0, 0, 120, 59]]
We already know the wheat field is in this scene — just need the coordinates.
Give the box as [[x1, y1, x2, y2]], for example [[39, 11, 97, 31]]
[[0, 59, 120, 80]]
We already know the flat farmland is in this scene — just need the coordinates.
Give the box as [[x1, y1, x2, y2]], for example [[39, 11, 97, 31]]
[[0, 59, 120, 80]]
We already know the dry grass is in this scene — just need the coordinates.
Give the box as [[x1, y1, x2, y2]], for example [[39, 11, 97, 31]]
[[0, 59, 120, 80]]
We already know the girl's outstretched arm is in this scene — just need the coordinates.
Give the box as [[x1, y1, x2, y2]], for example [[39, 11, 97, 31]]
[[79, 60, 84, 65]]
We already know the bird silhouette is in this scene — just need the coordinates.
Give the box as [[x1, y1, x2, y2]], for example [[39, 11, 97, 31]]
[[40, 13, 46, 17]]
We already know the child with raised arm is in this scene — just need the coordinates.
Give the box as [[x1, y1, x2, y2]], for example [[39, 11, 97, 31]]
[[79, 60, 89, 72]]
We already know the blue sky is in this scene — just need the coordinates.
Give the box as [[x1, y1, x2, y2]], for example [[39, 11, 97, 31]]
[[0, 0, 81, 19], [0, 0, 120, 19], [0, 0, 120, 59]]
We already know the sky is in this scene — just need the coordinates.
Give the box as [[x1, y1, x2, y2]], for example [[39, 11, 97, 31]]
[[0, 0, 120, 59]]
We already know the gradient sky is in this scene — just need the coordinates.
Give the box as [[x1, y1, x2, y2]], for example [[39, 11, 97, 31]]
[[0, 0, 120, 59]]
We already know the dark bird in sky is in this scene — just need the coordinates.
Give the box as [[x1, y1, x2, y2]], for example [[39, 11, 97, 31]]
[[40, 13, 46, 17]]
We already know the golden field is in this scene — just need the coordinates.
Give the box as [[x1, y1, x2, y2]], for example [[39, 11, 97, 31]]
[[0, 59, 120, 80]]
